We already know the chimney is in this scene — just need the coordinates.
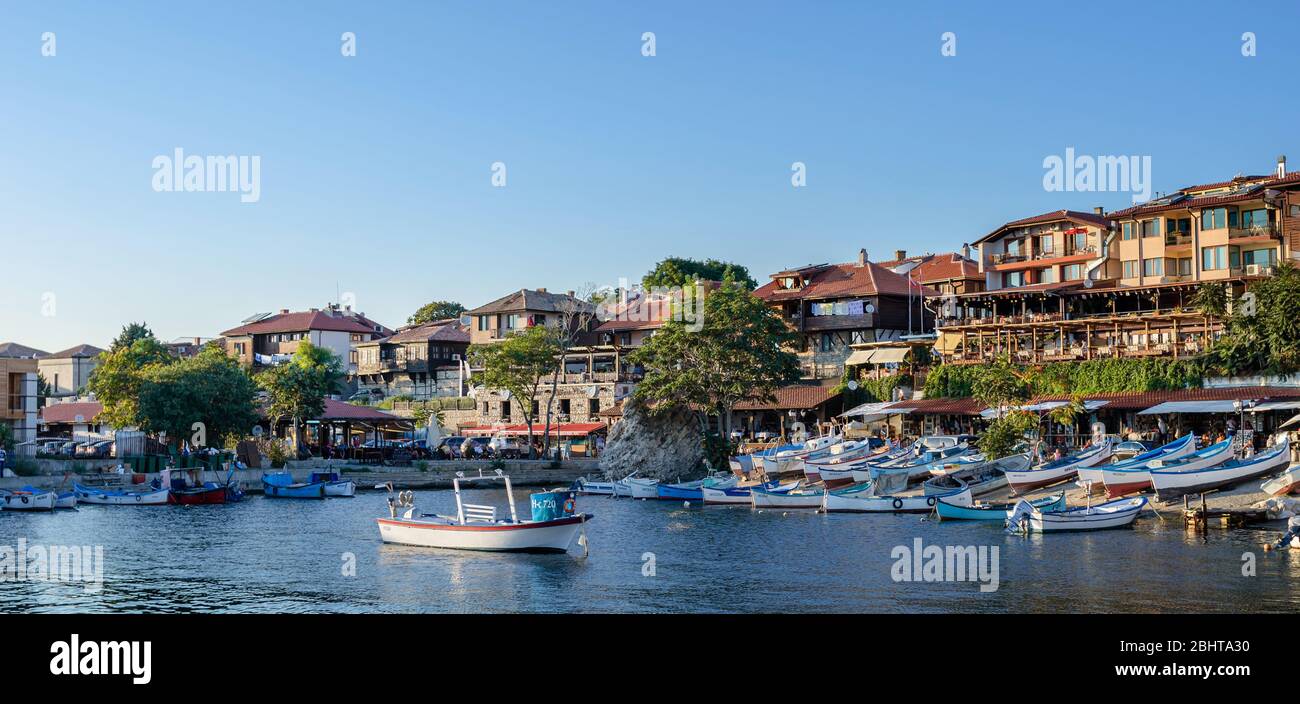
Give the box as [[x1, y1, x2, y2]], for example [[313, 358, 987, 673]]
[[1093, 206, 1105, 216], [961, 243, 971, 260], [566, 290, 575, 297], [279, 309, 289, 315], [1278, 155, 1287, 178], [537, 287, 547, 293], [894, 249, 906, 261], [857, 248, 867, 267]]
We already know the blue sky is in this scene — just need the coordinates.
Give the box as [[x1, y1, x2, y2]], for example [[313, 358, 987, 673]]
[[2, 1, 1297, 352]]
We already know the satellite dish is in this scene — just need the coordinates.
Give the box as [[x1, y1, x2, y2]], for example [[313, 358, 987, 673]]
[[1083, 278, 1094, 289], [846, 380, 859, 391], [865, 303, 876, 314]]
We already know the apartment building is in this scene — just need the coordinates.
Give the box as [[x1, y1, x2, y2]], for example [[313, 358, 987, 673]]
[[221, 304, 392, 374], [0, 357, 39, 451], [353, 319, 471, 401], [38, 344, 104, 400], [465, 288, 596, 345]]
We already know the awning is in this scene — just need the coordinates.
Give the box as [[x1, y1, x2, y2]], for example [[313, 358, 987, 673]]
[[844, 350, 875, 366], [935, 331, 963, 355], [1281, 413, 1300, 430], [839, 401, 901, 419], [870, 348, 910, 365], [1138, 400, 1241, 415], [1250, 400, 1300, 412], [980, 400, 1108, 418]]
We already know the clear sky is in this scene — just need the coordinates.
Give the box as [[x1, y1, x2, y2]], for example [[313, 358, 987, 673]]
[[2, 1, 1296, 352]]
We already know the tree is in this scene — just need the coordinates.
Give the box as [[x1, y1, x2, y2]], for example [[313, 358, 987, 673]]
[[642, 257, 758, 291], [136, 346, 259, 449], [407, 300, 467, 326], [1204, 262, 1300, 375], [469, 326, 563, 458], [36, 373, 50, 408], [87, 334, 175, 430], [632, 282, 801, 465], [971, 356, 1031, 417], [257, 341, 345, 448], [111, 322, 155, 352]]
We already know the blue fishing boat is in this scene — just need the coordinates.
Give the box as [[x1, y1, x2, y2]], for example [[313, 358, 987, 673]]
[[656, 475, 738, 501], [309, 471, 356, 497], [935, 491, 1066, 521], [262, 471, 327, 499], [700, 480, 798, 505]]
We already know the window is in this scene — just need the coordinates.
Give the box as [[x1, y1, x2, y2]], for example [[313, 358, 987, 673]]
[[349, 351, 358, 365], [1038, 268, 1056, 284], [53, 373, 59, 391], [1122, 260, 1139, 278], [619, 332, 631, 346], [1140, 219, 1160, 237], [1165, 217, 1190, 235], [1003, 271, 1025, 288], [1202, 245, 1228, 271], [1038, 234, 1054, 255], [1240, 208, 1270, 228], [1070, 231, 1087, 252], [1177, 258, 1192, 276], [1242, 248, 1277, 268], [820, 333, 833, 352], [234, 342, 246, 355], [1201, 208, 1227, 230], [477, 316, 490, 331], [1063, 264, 1085, 280], [1006, 239, 1022, 256], [1121, 222, 1135, 240], [559, 399, 571, 416], [1142, 258, 1163, 277], [501, 401, 511, 419], [589, 399, 601, 416]]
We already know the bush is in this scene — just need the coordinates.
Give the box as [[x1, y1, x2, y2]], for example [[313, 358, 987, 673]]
[[257, 439, 290, 469]]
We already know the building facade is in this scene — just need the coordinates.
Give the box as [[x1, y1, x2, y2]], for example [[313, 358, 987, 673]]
[[38, 344, 104, 400], [0, 357, 39, 451], [221, 305, 392, 374], [353, 319, 471, 400]]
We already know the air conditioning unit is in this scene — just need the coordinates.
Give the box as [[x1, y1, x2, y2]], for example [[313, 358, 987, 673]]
[[1245, 264, 1262, 276]]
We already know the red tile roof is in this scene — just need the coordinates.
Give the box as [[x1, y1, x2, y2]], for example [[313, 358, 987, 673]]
[[904, 253, 981, 285], [39, 401, 104, 424], [973, 210, 1113, 245], [734, 380, 842, 411], [886, 397, 987, 416], [371, 320, 470, 345], [1108, 171, 1300, 219], [754, 261, 939, 302], [222, 310, 382, 337], [1031, 386, 1300, 410], [45, 344, 104, 359]]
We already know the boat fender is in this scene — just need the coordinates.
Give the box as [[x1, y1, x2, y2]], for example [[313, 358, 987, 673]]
[[892, 498, 903, 510], [927, 496, 937, 507]]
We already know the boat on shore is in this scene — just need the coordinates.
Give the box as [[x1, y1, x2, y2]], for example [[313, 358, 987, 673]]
[[1261, 463, 1300, 497], [935, 491, 1066, 521], [824, 483, 973, 513], [74, 483, 170, 505], [262, 471, 327, 499], [614, 475, 660, 499], [1, 489, 56, 511], [576, 476, 618, 495], [1007, 496, 1146, 532], [1076, 434, 1195, 495], [1005, 440, 1112, 495], [1151, 436, 1291, 502], [802, 440, 879, 483], [1100, 436, 1232, 498], [923, 453, 1028, 496], [758, 434, 846, 479], [376, 473, 591, 553]]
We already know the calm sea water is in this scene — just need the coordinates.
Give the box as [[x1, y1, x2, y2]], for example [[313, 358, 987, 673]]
[[2, 488, 1298, 613]]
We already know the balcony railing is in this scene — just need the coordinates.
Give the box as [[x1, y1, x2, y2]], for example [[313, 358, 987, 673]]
[[990, 245, 1095, 266], [1165, 233, 1192, 246], [1229, 222, 1279, 239]]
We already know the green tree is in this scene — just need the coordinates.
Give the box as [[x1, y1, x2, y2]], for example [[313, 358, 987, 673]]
[[36, 373, 50, 408], [1202, 262, 1300, 375], [632, 282, 800, 466], [642, 257, 759, 291], [0, 423, 13, 452], [971, 356, 1031, 417], [136, 346, 259, 449], [407, 300, 467, 326], [111, 322, 156, 352], [257, 341, 345, 448], [86, 334, 175, 429], [978, 411, 1036, 460], [469, 325, 563, 458]]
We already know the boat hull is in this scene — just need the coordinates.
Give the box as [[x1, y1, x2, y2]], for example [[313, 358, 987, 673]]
[[825, 487, 972, 513], [324, 480, 356, 497], [73, 485, 170, 505], [169, 486, 229, 505], [263, 481, 327, 499], [1012, 497, 1146, 532], [2, 492, 56, 511], [936, 493, 1065, 521], [1152, 440, 1291, 502], [1261, 465, 1300, 496], [751, 489, 824, 509], [1006, 443, 1112, 495], [376, 514, 588, 552]]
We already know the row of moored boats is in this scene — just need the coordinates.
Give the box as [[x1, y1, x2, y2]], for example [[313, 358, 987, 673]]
[[0, 469, 357, 511]]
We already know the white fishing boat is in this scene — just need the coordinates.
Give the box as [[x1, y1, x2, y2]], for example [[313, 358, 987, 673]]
[[824, 484, 973, 513], [1007, 496, 1146, 532], [701, 479, 799, 505], [923, 453, 1027, 497], [1005, 440, 1112, 495], [73, 483, 170, 505], [1076, 434, 1195, 495], [375, 472, 590, 553], [758, 434, 844, 479], [613, 475, 659, 499], [576, 476, 618, 495], [1101, 435, 1231, 498], [802, 440, 877, 483], [750, 483, 825, 509], [1151, 436, 1291, 502], [310, 471, 356, 497], [1261, 463, 1300, 497], [1, 489, 56, 511]]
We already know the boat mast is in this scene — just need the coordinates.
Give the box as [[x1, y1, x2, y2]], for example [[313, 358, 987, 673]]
[[505, 476, 518, 523], [454, 477, 465, 525]]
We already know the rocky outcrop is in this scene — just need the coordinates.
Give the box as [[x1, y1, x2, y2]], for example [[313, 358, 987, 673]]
[[599, 397, 704, 481]]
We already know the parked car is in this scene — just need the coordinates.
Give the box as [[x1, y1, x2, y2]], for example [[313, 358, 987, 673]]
[[433, 436, 467, 459], [488, 435, 525, 459]]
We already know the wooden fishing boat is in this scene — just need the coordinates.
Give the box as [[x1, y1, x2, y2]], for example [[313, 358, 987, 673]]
[[74, 483, 170, 505], [1, 489, 56, 511], [52, 490, 78, 509], [310, 471, 356, 497], [758, 435, 845, 479], [576, 477, 618, 495], [924, 453, 1027, 496], [750, 484, 825, 509], [802, 440, 878, 483], [1005, 440, 1112, 495], [1007, 496, 1146, 532], [1151, 436, 1291, 502], [376, 473, 591, 553], [1076, 434, 1195, 495], [614, 475, 659, 499], [1261, 463, 1300, 497], [656, 475, 738, 501], [935, 491, 1065, 521], [824, 484, 972, 513], [1100, 435, 1229, 498], [701, 480, 799, 505], [261, 471, 327, 499]]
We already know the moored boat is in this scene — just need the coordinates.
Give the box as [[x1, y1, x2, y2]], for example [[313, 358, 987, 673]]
[[824, 483, 972, 513], [1, 489, 56, 511], [1007, 496, 1146, 532], [750, 484, 825, 509], [576, 476, 617, 495], [923, 453, 1027, 496], [375, 474, 591, 553], [1005, 440, 1112, 495], [1151, 436, 1291, 502], [1076, 434, 1195, 495], [656, 474, 738, 501], [261, 471, 327, 499], [74, 483, 170, 505], [1100, 435, 1232, 499], [614, 475, 659, 499], [310, 471, 357, 497], [701, 480, 799, 505], [935, 491, 1065, 521]]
